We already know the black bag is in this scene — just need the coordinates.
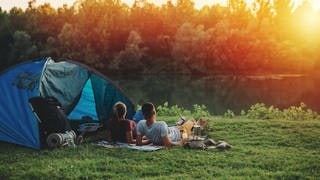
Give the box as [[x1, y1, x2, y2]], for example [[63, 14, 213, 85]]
[[29, 96, 72, 147]]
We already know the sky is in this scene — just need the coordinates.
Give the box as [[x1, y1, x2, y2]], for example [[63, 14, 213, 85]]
[[0, 0, 319, 11]]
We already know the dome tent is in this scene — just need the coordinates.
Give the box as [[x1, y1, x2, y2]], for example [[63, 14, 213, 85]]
[[0, 57, 135, 149]]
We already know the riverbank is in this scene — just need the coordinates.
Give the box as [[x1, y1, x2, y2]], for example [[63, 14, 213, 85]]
[[110, 75, 320, 115], [0, 116, 319, 179]]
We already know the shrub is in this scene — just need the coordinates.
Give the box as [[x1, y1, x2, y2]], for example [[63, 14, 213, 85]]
[[224, 109, 235, 118], [156, 102, 189, 116], [153, 102, 319, 121], [156, 102, 211, 118], [192, 104, 211, 119], [283, 103, 319, 121], [246, 102, 319, 120], [240, 110, 246, 116], [246, 103, 282, 119]]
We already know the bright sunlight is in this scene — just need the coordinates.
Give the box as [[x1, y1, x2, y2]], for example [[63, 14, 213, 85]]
[[294, 0, 320, 40], [310, 0, 320, 10]]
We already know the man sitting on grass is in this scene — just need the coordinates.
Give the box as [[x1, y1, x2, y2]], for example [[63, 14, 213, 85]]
[[136, 102, 208, 147]]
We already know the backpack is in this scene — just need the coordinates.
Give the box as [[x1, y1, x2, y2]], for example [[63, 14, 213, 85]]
[[29, 96, 72, 147]]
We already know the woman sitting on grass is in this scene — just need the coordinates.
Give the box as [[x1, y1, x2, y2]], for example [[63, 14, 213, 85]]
[[106, 102, 137, 144]]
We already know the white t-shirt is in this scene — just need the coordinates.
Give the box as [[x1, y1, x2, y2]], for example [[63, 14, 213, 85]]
[[137, 120, 180, 145]]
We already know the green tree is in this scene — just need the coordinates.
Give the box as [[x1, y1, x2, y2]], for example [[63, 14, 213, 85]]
[[9, 30, 37, 63], [109, 30, 147, 73], [0, 8, 11, 69], [172, 23, 211, 74]]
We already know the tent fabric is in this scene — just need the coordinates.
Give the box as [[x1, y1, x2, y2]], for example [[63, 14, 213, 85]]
[[0, 57, 135, 149], [0, 59, 46, 149], [91, 74, 135, 122], [39, 59, 89, 114]]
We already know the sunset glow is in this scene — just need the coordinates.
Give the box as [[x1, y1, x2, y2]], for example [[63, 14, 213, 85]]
[[0, 0, 320, 77], [1, 0, 320, 11]]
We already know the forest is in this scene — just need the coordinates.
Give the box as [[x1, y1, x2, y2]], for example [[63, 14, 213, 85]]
[[0, 0, 320, 75]]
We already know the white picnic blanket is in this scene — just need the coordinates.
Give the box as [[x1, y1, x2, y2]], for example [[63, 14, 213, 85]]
[[94, 140, 163, 152]]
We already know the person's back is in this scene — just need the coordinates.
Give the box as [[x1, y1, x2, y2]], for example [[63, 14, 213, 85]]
[[136, 102, 182, 147], [106, 102, 136, 144], [136, 120, 168, 145], [108, 119, 136, 142]]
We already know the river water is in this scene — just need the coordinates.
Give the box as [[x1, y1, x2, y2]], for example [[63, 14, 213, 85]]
[[109, 74, 320, 115]]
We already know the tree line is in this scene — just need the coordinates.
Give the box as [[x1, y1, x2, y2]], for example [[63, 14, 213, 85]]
[[0, 0, 320, 75]]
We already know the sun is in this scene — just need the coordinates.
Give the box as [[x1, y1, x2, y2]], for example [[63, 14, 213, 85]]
[[295, 0, 320, 11], [310, 0, 320, 11], [293, 0, 320, 41]]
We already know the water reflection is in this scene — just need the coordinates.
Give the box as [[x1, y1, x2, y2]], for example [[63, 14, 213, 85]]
[[109, 75, 320, 115]]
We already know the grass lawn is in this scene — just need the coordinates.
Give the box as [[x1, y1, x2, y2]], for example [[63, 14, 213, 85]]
[[0, 116, 319, 179]]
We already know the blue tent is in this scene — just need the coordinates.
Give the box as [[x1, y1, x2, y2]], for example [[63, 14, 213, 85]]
[[0, 57, 135, 149]]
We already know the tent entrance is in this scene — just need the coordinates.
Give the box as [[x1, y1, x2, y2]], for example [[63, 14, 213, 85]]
[[68, 78, 98, 121]]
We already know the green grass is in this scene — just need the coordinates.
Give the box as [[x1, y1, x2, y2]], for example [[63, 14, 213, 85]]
[[1, 116, 319, 179]]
